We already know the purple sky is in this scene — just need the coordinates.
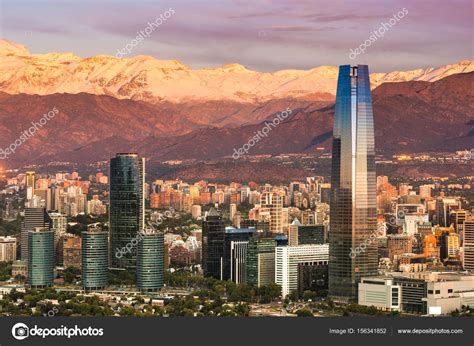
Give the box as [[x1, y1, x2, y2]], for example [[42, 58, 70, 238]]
[[0, 0, 472, 72]]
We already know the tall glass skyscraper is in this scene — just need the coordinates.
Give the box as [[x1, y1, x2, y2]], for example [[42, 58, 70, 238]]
[[202, 208, 225, 279], [109, 153, 145, 269], [82, 227, 109, 290], [329, 65, 378, 302], [136, 229, 164, 292], [27, 228, 54, 288]]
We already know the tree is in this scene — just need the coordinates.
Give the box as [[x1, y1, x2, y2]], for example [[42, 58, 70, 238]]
[[296, 309, 313, 317]]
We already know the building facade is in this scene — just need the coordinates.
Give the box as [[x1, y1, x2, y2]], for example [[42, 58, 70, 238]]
[[27, 228, 54, 288], [82, 228, 108, 290], [246, 237, 276, 287], [329, 65, 378, 302], [109, 153, 145, 269], [276, 244, 329, 297], [202, 208, 225, 279], [136, 230, 164, 291]]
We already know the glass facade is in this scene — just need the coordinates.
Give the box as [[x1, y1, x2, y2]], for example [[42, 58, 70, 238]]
[[82, 228, 109, 290], [21, 208, 52, 261], [246, 237, 276, 287], [329, 65, 378, 302], [202, 208, 225, 279], [136, 231, 164, 291], [298, 225, 325, 245], [109, 153, 145, 269], [27, 229, 54, 287], [223, 227, 256, 281]]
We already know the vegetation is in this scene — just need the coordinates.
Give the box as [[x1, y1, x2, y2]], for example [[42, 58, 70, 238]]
[[0, 217, 21, 236], [0, 261, 12, 281], [165, 271, 281, 303]]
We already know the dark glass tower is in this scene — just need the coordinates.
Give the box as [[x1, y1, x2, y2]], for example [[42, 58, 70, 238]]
[[223, 227, 256, 282], [329, 65, 378, 302], [21, 208, 52, 261], [202, 208, 225, 279], [109, 153, 145, 269]]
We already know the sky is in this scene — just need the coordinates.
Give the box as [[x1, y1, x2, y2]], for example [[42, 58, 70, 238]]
[[0, 0, 472, 72]]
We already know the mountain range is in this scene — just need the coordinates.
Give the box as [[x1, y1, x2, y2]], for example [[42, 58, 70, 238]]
[[0, 39, 472, 167]]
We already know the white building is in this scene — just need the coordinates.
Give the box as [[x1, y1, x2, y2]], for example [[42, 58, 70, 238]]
[[358, 277, 401, 311], [191, 205, 202, 219], [275, 244, 329, 297]]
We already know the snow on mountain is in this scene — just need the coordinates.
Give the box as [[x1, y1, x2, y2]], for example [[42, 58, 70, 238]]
[[0, 39, 472, 102]]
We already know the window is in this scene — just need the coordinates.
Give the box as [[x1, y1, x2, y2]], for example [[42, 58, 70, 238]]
[[448, 289, 453, 293], [428, 290, 433, 294], [435, 290, 440, 294]]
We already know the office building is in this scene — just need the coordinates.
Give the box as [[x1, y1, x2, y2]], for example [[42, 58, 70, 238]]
[[288, 219, 325, 246], [136, 229, 164, 292], [21, 208, 52, 261], [202, 208, 225, 279], [27, 228, 54, 288], [329, 65, 378, 302], [109, 153, 145, 268], [276, 244, 329, 297], [246, 237, 276, 287], [82, 227, 108, 290], [358, 277, 401, 311], [223, 227, 256, 282]]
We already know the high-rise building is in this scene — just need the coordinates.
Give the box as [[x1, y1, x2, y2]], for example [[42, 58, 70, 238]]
[[27, 227, 55, 288], [62, 235, 82, 269], [0, 236, 17, 262], [261, 192, 284, 233], [246, 237, 276, 287], [25, 171, 35, 201], [329, 65, 378, 302], [288, 219, 325, 246], [276, 244, 329, 297], [464, 219, 474, 271], [48, 212, 67, 251], [435, 198, 461, 227], [136, 229, 164, 292], [109, 153, 145, 268], [21, 208, 52, 261], [223, 227, 256, 283], [82, 227, 109, 290], [202, 208, 225, 279]]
